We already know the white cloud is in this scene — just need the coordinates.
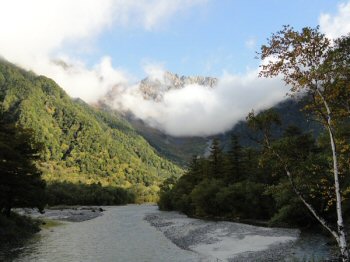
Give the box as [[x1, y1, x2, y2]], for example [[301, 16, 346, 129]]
[[143, 63, 166, 81], [0, 0, 114, 66], [43, 56, 129, 103], [320, 1, 350, 38], [0, 0, 288, 136], [0, 0, 207, 102], [109, 69, 288, 137], [118, 0, 208, 31]]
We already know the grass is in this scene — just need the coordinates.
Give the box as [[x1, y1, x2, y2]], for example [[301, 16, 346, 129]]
[[39, 218, 63, 229]]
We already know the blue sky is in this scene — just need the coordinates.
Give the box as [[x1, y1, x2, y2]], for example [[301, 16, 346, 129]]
[[90, 0, 341, 78], [1, 0, 349, 135]]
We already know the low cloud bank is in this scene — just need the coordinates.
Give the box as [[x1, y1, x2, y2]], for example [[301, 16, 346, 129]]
[[108, 68, 288, 136]]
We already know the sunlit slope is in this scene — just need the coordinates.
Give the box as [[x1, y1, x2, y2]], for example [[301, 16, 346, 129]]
[[0, 60, 182, 192]]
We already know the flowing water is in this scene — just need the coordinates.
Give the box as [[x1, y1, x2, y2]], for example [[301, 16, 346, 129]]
[[1, 205, 335, 262], [3, 205, 200, 262]]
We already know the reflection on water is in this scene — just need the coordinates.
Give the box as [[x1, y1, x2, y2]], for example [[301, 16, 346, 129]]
[[1, 205, 335, 262]]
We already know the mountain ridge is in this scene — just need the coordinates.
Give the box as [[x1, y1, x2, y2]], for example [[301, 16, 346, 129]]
[[0, 60, 182, 201], [139, 71, 218, 101]]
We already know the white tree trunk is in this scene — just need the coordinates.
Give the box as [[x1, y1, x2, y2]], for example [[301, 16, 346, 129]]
[[270, 148, 340, 242], [326, 115, 348, 261], [316, 89, 348, 261]]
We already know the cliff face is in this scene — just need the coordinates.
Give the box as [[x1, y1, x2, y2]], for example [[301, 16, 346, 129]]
[[139, 71, 218, 101]]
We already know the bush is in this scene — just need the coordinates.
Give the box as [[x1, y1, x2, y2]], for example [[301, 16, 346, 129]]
[[0, 213, 40, 248]]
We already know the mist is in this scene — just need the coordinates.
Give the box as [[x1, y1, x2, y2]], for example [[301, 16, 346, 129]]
[[107, 68, 288, 136]]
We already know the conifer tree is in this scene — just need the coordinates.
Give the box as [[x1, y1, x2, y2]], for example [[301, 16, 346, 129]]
[[0, 122, 46, 217], [226, 135, 244, 182], [208, 138, 224, 178]]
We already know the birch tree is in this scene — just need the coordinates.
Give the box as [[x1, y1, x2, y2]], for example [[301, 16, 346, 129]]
[[257, 26, 350, 261]]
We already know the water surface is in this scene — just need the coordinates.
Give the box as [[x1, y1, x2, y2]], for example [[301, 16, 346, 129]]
[[2, 205, 335, 262], [5, 205, 200, 262]]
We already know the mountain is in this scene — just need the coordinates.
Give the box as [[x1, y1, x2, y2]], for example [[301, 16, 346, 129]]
[[101, 71, 320, 166], [0, 60, 182, 200], [218, 98, 322, 150], [98, 71, 217, 166], [126, 97, 322, 165], [139, 71, 218, 101], [125, 116, 209, 166]]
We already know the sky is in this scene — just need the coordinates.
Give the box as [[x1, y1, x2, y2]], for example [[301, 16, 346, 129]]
[[0, 0, 349, 136], [94, 0, 341, 77]]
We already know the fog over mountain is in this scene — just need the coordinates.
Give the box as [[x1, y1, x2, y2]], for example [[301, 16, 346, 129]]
[[101, 67, 288, 136]]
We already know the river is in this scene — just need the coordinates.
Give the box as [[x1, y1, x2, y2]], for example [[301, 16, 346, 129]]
[[2, 205, 335, 262]]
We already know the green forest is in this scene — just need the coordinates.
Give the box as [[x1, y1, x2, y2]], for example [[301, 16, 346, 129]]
[[159, 27, 350, 259], [0, 59, 182, 206], [158, 124, 350, 227]]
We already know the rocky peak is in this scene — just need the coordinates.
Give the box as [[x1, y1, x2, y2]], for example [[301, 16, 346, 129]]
[[139, 71, 218, 101]]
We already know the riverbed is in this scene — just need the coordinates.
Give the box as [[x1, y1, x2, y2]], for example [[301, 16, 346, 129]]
[[1, 205, 336, 262]]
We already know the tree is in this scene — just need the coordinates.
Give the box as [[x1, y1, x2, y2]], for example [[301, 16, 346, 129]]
[[225, 135, 244, 182], [158, 176, 177, 210], [0, 122, 46, 217], [258, 26, 350, 260], [208, 138, 224, 178], [187, 155, 204, 182]]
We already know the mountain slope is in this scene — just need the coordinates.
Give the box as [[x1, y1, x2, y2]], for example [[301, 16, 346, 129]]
[[127, 98, 321, 165], [98, 71, 217, 166], [0, 60, 182, 196], [219, 98, 322, 150], [126, 116, 208, 166]]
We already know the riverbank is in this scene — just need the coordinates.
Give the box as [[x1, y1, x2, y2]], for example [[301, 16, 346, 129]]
[[0, 206, 104, 251], [14, 206, 104, 222], [144, 210, 336, 261]]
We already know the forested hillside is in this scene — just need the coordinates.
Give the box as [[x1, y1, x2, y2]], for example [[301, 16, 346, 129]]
[[219, 98, 322, 150], [0, 60, 182, 203], [123, 115, 208, 166]]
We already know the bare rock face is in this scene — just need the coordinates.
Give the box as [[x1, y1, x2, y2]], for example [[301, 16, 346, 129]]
[[139, 71, 218, 101], [99, 71, 217, 104]]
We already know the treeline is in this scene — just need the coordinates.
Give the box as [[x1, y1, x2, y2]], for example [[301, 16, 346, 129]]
[[46, 182, 135, 206], [46, 181, 161, 205], [158, 121, 350, 227]]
